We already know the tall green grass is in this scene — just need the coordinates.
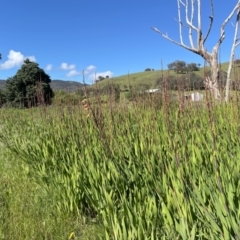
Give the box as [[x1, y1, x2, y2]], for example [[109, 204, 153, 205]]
[[0, 93, 240, 239], [0, 108, 103, 240]]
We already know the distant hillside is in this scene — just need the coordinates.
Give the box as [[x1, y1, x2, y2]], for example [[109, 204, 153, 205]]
[[50, 80, 86, 92], [0, 62, 235, 93], [0, 79, 86, 92], [92, 62, 232, 90]]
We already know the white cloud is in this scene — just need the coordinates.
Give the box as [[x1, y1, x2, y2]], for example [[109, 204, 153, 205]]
[[59, 62, 113, 82], [60, 62, 76, 70], [66, 69, 81, 77], [45, 64, 52, 71], [89, 70, 114, 81], [85, 65, 96, 74], [0, 50, 36, 70]]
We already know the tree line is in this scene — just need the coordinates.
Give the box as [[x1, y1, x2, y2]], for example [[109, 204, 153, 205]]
[[167, 60, 200, 73]]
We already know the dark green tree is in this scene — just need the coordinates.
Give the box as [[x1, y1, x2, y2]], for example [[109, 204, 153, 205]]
[[167, 60, 186, 73], [167, 62, 175, 70], [98, 76, 105, 81], [4, 59, 54, 107], [0, 89, 6, 106], [174, 60, 186, 73], [168, 60, 200, 73], [186, 63, 199, 72]]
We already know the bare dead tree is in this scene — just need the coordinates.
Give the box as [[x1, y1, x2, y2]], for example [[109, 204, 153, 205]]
[[152, 0, 240, 100]]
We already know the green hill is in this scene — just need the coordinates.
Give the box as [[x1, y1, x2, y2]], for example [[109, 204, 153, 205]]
[[0, 62, 234, 94], [50, 80, 85, 92], [93, 62, 231, 90]]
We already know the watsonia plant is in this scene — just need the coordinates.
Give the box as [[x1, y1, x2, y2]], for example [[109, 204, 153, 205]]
[[0, 92, 240, 239]]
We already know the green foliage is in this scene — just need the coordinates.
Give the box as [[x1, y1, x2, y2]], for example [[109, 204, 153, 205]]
[[155, 73, 204, 91], [75, 88, 85, 97], [4, 59, 54, 107], [188, 72, 204, 90], [100, 84, 121, 102], [168, 60, 200, 74], [0, 90, 6, 106], [186, 62, 200, 72], [53, 90, 84, 106], [1, 100, 240, 239], [168, 60, 187, 73], [98, 76, 105, 81], [0, 128, 103, 239]]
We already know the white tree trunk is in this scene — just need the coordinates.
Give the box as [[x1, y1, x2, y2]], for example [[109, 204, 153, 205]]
[[201, 49, 221, 100], [225, 8, 240, 102], [209, 51, 221, 100]]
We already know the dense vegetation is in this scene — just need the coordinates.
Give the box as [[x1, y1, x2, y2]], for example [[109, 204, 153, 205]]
[[3, 59, 54, 107], [1, 60, 240, 239], [0, 79, 86, 93], [0, 90, 240, 239], [167, 60, 200, 73]]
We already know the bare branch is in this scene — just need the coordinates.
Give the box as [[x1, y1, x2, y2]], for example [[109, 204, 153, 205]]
[[203, 0, 214, 44], [151, 27, 161, 33], [189, 0, 195, 48], [215, 1, 240, 51], [197, 0, 202, 48], [179, 0, 185, 7], [185, 0, 198, 32], [174, 18, 190, 28], [150, 27, 198, 53], [184, 0, 201, 50], [177, 0, 184, 44], [236, 41, 240, 47]]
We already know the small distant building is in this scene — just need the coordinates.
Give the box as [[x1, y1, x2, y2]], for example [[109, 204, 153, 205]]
[[145, 88, 161, 94], [184, 92, 203, 101]]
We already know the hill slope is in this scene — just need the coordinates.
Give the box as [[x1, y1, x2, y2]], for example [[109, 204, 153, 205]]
[[0, 62, 235, 93], [50, 80, 85, 92], [93, 62, 233, 89]]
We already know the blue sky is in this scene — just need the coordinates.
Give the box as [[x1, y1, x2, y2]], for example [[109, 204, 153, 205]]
[[0, 0, 239, 84]]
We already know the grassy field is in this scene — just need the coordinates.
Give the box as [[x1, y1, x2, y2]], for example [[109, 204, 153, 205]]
[[1, 91, 240, 239], [0, 115, 104, 239]]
